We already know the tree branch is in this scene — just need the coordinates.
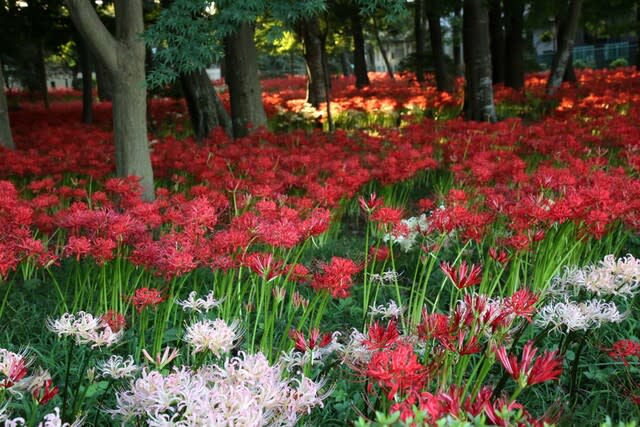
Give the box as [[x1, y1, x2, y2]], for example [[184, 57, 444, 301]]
[[65, 0, 118, 75]]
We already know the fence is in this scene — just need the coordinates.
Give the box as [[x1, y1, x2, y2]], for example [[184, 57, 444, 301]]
[[536, 41, 638, 69]]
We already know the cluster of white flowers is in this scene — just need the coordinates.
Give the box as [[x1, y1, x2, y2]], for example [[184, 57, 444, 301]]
[[184, 319, 243, 357], [382, 214, 429, 252], [176, 291, 224, 313], [97, 355, 139, 380], [551, 254, 640, 298], [368, 299, 406, 319], [110, 352, 327, 426], [46, 312, 122, 348], [368, 271, 402, 286], [3, 407, 84, 427], [536, 298, 625, 332], [341, 329, 371, 366]]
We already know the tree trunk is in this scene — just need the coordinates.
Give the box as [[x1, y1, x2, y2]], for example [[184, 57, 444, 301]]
[[95, 58, 113, 101], [224, 22, 267, 138], [181, 68, 232, 141], [453, 7, 463, 76], [37, 41, 50, 109], [547, 0, 584, 94], [0, 64, 14, 149], [300, 16, 327, 108], [350, 9, 370, 88], [414, 0, 426, 83], [426, 6, 453, 93], [340, 51, 352, 77], [66, 0, 155, 201], [563, 52, 577, 82], [504, 0, 525, 90], [489, 0, 505, 84], [463, 0, 497, 122], [78, 38, 93, 124], [373, 16, 394, 80]]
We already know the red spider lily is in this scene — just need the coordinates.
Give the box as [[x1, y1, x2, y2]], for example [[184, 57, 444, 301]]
[[368, 245, 390, 262], [365, 342, 429, 400], [363, 320, 400, 350], [370, 206, 404, 226], [131, 288, 165, 313], [439, 330, 481, 355], [503, 289, 538, 322], [440, 261, 483, 289], [358, 193, 383, 215], [489, 247, 510, 264], [606, 339, 640, 366], [289, 328, 332, 352], [310, 256, 361, 298], [1, 357, 29, 388], [101, 310, 127, 333], [495, 341, 563, 387], [33, 379, 59, 405]]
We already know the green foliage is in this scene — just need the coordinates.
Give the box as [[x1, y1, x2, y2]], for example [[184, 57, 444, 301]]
[[609, 58, 629, 68], [145, 0, 325, 87]]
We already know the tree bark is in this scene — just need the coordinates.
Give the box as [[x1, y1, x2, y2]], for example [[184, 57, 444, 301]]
[[504, 0, 525, 90], [547, 0, 584, 94], [426, 5, 453, 93], [463, 0, 497, 122], [181, 68, 232, 141], [37, 41, 50, 109], [453, 7, 463, 76], [224, 22, 267, 138], [414, 0, 426, 83], [373, 16, 394, 80], [95, 57, 113, 101], [340, 51, 352, 77], [350, 8, 370, 88], [0, 64, 14, 150], [300, 16, 327, 108], [66, 0, 154, 201], [563, 53, 577, 82], [78, 38, 93, 124], [489, 0, 505, 84]]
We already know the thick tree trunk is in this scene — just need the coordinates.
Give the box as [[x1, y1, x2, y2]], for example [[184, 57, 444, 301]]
[[0, 65, 14, 149], [78, 38, 93, 124], [95, 57, 113, 101], [463, 0, 497, 122], [351, 9, 370, 88], [66, 0, 155, 201], [300, 17, 327, 108], [180, 68, 232, 141], [547, 0, 584, 94], [504, 0, 525, 90], [414, 0, 426, 83], [426, 6, 453, 93], [563, 53, 577, 82], [489, 0, 505, 84], [373, 16, 394, 80], [37, 41, 50, 109], [224, 22, 267, 138]]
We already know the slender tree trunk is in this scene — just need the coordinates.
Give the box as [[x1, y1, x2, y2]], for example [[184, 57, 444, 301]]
[[463, 0, 497, 122], [489, 0, 505, 84], [504, 0, 525, 89], [547, 0, 584, 94], [373, 16, 394, 80], [224, 22, 267, 138], [37, 41, 50, 109], [453, 7, 463, 76], [181, 68, 232, 141], [426, 6, 453, 93], [300, 16, 327, 108], [563, 52, 577, 82], [95, 58, 113, 101], [350, 8, 370, 88], [0, 64, 14, 149], [66, 0, 155, 201], [414, 0, 426, 83], [78, 38, 93, 124], [340, 51, 352, 77]]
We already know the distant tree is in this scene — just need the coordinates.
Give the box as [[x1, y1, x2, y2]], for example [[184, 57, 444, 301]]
[[0, 63, 14, 150], [425, 0, 454, 92], [547, 0, 584, 94], [504, 0, 525, 90]]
